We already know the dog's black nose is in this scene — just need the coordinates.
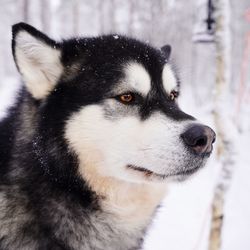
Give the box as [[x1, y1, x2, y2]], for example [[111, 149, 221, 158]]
[[181, 124, 216, 155]]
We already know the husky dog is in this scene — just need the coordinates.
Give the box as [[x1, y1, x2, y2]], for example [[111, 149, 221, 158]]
[[0, 23, 215, 250]]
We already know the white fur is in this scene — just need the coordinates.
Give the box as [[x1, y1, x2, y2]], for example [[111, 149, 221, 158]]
[[15, 31, 62, 99], [162, 64, 177, 94], [124, 62, 151, 96], [65, 105, 192, 184], [65, 105, 172, 229]]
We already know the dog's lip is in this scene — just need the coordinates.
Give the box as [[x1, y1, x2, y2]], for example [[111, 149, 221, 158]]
[[127, 165, 168, 178], [126, 164, 201, 179]]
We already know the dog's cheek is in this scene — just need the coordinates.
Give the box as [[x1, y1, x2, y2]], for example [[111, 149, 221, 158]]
[[64, 105, 107, 168], [64, 105, 131, 175]]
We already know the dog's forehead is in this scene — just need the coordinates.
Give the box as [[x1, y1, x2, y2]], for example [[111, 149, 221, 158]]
[[65, 36, 178, 96]]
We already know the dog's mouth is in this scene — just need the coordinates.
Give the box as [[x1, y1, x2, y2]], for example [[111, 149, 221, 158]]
[[126, 164, 201, 180], [127, 165, 167, 179]]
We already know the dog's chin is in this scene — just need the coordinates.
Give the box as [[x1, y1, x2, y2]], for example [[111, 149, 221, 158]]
[[126, 161, 206, 183], [168, 166, 203, 182]]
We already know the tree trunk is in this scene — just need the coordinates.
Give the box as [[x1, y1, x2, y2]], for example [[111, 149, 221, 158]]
[[208, 0, 234, 249], [72, 0, 79, 35], [41, 0, 50, 33], [22, 0, 29, 22], [128, 0, 135, 35]]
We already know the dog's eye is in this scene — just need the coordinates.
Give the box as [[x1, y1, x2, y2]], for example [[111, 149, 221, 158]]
[[118, 93, 134, 104], [169, 90, 179, 101]]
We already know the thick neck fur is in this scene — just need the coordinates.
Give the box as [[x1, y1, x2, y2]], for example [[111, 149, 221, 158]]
[[0, 94, 167, 250], [82, 165, 167, 229]]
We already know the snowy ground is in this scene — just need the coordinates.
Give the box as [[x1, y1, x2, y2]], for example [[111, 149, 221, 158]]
[[221, 131, 250, 250]]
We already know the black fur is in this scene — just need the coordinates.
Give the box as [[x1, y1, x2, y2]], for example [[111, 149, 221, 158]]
[[0, 23, 196, 250], [161, 44, 171, 61]]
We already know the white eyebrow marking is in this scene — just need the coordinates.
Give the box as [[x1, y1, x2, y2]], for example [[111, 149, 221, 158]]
[[162, 64, 177, 94], [124, 62, 151, 96]]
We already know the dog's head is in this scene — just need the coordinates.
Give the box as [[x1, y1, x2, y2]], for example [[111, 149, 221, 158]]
[[12, 23, 215, 185]]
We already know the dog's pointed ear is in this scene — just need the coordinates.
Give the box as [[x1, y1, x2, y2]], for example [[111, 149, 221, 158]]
[[12, 23, 63, 99], [161, 45, 171, 61]]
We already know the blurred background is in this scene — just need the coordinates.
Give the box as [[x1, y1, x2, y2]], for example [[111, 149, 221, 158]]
[[0, 0, 250, 250]]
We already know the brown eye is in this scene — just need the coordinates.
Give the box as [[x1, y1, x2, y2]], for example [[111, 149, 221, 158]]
[[170, 90, 179, 101], [119, 94, 134, 103]]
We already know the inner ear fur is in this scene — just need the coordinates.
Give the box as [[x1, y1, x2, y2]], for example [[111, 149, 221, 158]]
[[12, 22, 63, 99]]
